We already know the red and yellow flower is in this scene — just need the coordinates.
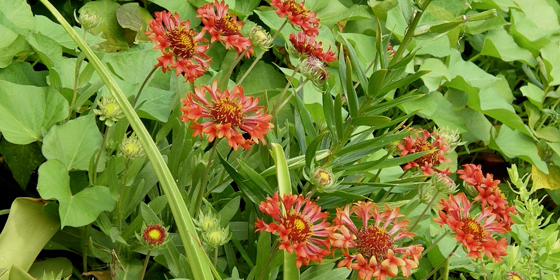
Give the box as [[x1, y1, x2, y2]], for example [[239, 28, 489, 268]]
[[255, 193, 332, 268], [142, 224, 167, 246], [289, 32, 336, 63], [197, 1, 253, 57], [271, 0, 320, 37], [397, 129, 451, 175], [457, 164, 517, 231], [146, 11, 211, 83], [329, 201, 423, 280], [180, 81, 273, 150], [434, 192, 509, 262]]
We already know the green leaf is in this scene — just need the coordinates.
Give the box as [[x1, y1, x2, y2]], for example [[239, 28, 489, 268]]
[[42, 115, 106, 171], [480, 28, 537, 66], [0, 140, 45, 188], [0, 81, 68, 144], [490, 126, 548, 173], [238, 61, 287, 94], [532, 164, 560, 190], [148, 0, 200, 27], [521, 83, 545, 110], [541, 41, 560, 86], [0, 61, 48, 86], [509, 9, 554, 54], [305, 131, 329, 169], [116, 3, 152, 44], [218, 196, 241, 227], [37, 160, 116, 228], [0, 0, 34, 33], [0, 23, 31, 68], [419, 58, 449, 92], [219, 152, 266, 205], [78, 0, 129, 52], [0, 198, 59, 272], [28, 257, 72, 279]]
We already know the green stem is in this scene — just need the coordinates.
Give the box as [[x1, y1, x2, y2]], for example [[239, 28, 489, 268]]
[[92, 125, 108, 185], [218, 47, 251, 87], [408, 189, 439, 232], [194, 143, 218, 215], [442, 256, 451, 280], [421, 244, 459, 280], [257, 242, 279, 280], [390, 1, 432, 67], [81, 225, 89, 272], [117, 158, 131, 232], [139, 250, 151, 280], [134, 66, 159, 107], [270, 64, 301, 116], [213, 248, 218, 267], [69, 51, 86, 120], [273, 78, 309, 116], [237, 19, 288, 85], [39, 1, 217, 278], [421, 231, 448, 258]]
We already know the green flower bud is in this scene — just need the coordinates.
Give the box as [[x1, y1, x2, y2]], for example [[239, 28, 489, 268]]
[[248, 26, 273, 50], [432, 172, 456, 194], [418, 184, 434, 204], [311, 168, 337, 193], [194, 210, 219, 233], [299, 56, 328, 86], [120, 133, 145, 159], [204, 226, 231, 248], [464, 181, 479, 198], [94, 96, 124, 127], [434, 127, 463, 149]]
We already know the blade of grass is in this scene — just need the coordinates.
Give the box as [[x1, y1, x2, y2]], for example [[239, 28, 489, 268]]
[[38, 1, 215, 279]]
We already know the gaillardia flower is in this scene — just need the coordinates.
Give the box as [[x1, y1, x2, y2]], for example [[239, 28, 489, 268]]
[[329, 202, 423, 280], [271, 0, 320, 36], [289, 32, 336, 63], [197, 1, 253, 57], [457, 164, 517, 231], [397, 129, 451, 175], [434, 192, 509, 262], [146, 11, 211, 83], [180, 81, 273, 150], [139, 224, 168, 247], [255, 193, 332, 268]]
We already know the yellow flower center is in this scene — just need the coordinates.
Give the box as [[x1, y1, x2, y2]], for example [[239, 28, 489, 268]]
[[217, 13, 241, 36], [148, 229, 162, 240], [283, 212, 312, 243], [167, 26, 197, 59], [211, 98, 244, 126], [461, 218, 486, 241], [356, 226, 394, 261], [287, 0, 309, 17]]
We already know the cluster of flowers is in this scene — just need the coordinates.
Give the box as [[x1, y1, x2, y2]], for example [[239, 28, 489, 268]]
[[255, 193, 423, 280], [397, 128, 452, 175], [435, 164, 517, 262], [145, 0, 340, 150]]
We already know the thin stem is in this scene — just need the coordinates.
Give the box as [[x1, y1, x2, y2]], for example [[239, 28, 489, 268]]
[[390, 1, 432, 67], [213, 248, 219, 267], [92, 125, 108, 185], [237, 19, 289, 85], [139, 250, 151, 280], [421, 244, 459, 280], [81, 225, 89, 272], [409, 190, 439, 232], [270, 64, 301, 116], [421, 231, 448, 258], [69, 47, 86, 120], [194, 143, 218, 215], [218, 47, 251, 87], [379, 169, 410, 202], [353, 58, 376, 90], [442, 256, 451, 280], [273, 78, 309, 116], [133, 66, 159, 107], [117, 158, 132, 232]]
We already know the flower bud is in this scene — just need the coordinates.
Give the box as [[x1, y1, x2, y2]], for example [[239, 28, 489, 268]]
[[311, 168, 337, 193], [204, 226, 231, 248], [77, 7, 102, 31], [249, 26, 273, 50], [94, 96, 124, 127], [194, 210, 219, 232], [136, 224, 169, 248], [418, 184, 434, 204], [506, 271, 525, 280], [432, 172, 456, 194], [299, 56, 328, 86], [120, 133, 145, 159], [464, 181, 479, 198]]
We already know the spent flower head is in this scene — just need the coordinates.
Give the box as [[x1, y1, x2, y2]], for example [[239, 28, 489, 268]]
[[299, 56, 329, 86], [94, 96, 124, 127]]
